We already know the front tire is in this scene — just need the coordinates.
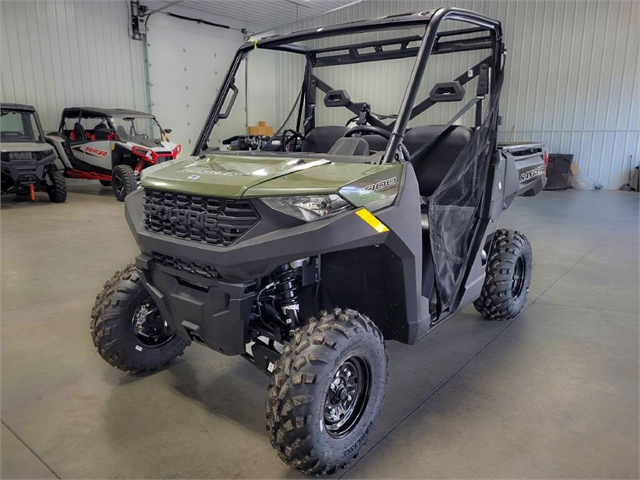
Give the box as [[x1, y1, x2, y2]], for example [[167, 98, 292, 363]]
[[474, 229, 533, 320], [90, 264, 189, 373], [266, 308, 387, 475], [111, 164, 136, 201], [46, 165, 67, 203]]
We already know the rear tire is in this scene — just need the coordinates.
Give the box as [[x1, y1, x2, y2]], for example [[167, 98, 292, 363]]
[[111, 165, 136, 201], [46, 165, 67, 203], [90, 264, 189, 373], [266, 308, 387, 475], [99, 180, 111, 186], [474, 229, 533, 320]]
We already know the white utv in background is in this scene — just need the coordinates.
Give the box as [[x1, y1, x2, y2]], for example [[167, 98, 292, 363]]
[[46, 107, 180, 201], [1, 103, 67, 203]]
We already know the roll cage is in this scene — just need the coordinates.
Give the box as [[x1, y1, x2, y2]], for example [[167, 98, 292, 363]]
[[57, 107, 165, 143], [193, 7, 505, 161]]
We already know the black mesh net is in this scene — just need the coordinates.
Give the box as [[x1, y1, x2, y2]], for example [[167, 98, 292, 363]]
[[427, 65, 504, 314]]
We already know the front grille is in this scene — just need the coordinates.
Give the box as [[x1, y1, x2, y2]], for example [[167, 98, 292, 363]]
[[152, 252, 219, 278], [143, 189, 259, 246], [1, 150, 53, 162]]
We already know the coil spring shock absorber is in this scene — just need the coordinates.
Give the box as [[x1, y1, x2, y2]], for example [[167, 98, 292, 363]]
[[274, 264, 300, 329]]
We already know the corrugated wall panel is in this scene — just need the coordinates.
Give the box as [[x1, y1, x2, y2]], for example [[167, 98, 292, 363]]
[[269, 0, 640, 188], [0, 0, 146, 131]]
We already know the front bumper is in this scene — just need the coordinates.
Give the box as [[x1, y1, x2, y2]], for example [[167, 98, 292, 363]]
[[1, 153, 56, 185], [135, 254, 255, 355]]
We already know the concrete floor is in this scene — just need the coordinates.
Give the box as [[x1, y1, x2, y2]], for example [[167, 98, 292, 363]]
[[1, 183, 638, 479]]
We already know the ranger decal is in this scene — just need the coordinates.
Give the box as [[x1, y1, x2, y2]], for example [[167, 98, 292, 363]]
[[520, 165, 545, 183]]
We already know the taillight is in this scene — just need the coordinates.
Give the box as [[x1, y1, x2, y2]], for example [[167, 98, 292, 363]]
[[543, 151, 549, 171], [173, 144, 182, 157]]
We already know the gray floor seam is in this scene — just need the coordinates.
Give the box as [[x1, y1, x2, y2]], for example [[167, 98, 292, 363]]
[[531, 300, 639, 314], [531, 228, 617, 306], [1, 420, 62, 479]]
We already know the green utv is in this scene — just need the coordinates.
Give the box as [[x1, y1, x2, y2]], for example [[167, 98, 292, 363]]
[[92, 7, 546, 475]]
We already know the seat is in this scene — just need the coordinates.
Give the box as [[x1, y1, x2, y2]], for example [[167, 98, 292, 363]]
[[405, 125, 472, 197], [116, 125, 129, 141], [362, 134, 389, 152], [301, 126, 348, 153], [94, 123, 110, 140], [73, 122, 87, 142]]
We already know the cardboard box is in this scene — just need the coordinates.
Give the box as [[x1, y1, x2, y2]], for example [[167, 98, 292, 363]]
[[248, 120, 273, 137], [568, 160, 580, 185]]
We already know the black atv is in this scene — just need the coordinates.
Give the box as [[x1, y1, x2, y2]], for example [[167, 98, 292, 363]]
[[1, 103, 67, 203], [91, 7, 546, 475]]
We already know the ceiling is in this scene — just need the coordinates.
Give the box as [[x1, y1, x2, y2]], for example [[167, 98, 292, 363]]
[[163, 0, 360, 32]]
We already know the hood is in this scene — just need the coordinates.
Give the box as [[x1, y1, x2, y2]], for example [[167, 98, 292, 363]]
[[1, 142, 52, 153], [141, 153, 399, 198]]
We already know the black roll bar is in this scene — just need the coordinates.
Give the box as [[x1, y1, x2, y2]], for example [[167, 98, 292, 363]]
[[382, 7, 502, 163], [192, 7, 502, 156]]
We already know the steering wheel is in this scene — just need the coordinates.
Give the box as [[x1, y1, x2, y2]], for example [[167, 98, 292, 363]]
[[281, 129, 305, 152], [343, 125, 410, 161]]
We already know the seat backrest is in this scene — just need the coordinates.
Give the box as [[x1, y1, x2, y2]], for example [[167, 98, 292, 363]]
[[405, 125, 472, 197], [73, 122, 86, 142], [116, 125, 129, 141], [362, 134, 388, 152], [301, 126, 348, 153], [94, 123, 110, 140]]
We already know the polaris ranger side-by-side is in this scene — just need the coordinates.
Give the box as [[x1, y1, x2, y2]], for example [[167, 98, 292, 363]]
[[1, 103, 67, 203], [46, 108, 180, 201], [91, 8, 546, 475]]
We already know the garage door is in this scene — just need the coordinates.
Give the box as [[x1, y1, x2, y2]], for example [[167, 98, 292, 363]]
[[146, 13, 246, 156]]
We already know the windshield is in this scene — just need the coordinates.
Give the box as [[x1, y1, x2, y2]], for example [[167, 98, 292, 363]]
[[0, 110, 44, 143], [111, 117, 165, 143]]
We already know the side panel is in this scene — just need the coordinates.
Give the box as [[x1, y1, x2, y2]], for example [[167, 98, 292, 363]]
[[322, 164, 427, 343], [71, 141, 113, 171]]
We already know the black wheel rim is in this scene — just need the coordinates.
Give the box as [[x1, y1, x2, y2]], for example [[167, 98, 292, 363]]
[[323, 355, 371, 438], [511, 256, 526, 298], [113, 172, 124, 197], [131, 297, 174, 348]]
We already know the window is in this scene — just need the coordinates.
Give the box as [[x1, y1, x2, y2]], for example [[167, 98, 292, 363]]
[[0, 110, 43, 143]]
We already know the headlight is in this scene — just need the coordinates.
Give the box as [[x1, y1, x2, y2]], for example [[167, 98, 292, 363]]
[[262, 194, 352, 222]]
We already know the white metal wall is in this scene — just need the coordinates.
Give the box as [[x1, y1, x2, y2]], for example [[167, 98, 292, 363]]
[[270, 0, 640, 189], [0, 0, 147, 132]]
